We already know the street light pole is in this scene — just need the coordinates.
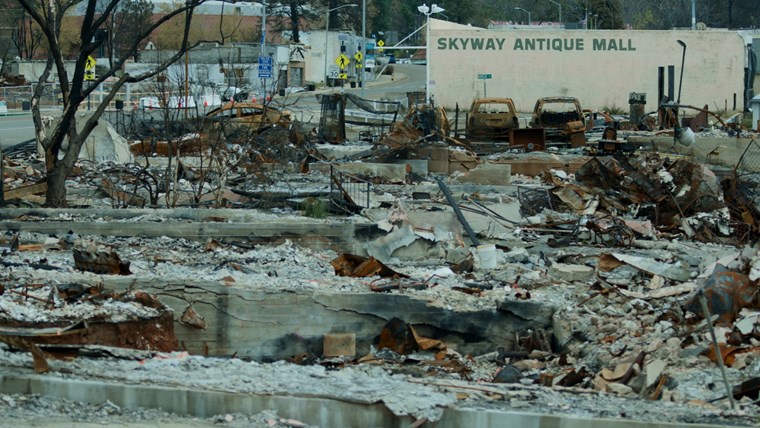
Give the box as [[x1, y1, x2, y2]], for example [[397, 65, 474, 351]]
[[548, 0, 561, 23], [260, 1, 267, 101], [361, 0, 366, 97], [323, 4, 358, 87], [418, 3, 444, 105], [514, 7, 531, 26]]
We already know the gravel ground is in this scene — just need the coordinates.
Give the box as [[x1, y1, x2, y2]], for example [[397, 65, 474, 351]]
[[3, 209, 760, 426], [0, 392, 315, 428]]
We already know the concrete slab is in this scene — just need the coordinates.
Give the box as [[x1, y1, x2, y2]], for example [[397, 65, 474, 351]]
[[492, 158, 590, 177], [0, 220, 357, 253], [452, 163, 511, 186], [549, 263, 595, 282], [0, 373, 732, 428], [310, 162, 408, 183], [392, 159, 429, 176], [65, 276, 555, 359]]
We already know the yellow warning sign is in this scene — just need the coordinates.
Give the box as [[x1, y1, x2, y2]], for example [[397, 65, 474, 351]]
[[338, 73, 348, 79], [354, 52, 363, 62], [84, 70, 95, 81], [335, 54, 350, 69], [377, 40, 385, 48], [85, 55, 96, 71]]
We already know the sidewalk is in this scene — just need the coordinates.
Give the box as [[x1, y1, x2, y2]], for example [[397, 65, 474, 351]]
[[310, 72, 407, 96]]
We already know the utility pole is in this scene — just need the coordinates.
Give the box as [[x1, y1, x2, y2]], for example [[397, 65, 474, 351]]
[[261, 1, 267, 101], [360, 0, 366, 97], [691, 0, 696, 30]]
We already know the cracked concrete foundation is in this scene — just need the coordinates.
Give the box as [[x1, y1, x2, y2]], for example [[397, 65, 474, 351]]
[[0, 373, 732, 428], [83, 277, 553, 358]]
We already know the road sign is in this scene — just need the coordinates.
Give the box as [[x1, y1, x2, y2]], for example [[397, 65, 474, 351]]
[[258, 55, 273, 78], [355, 62, 362, 69], [84, 70, 96, 81], [85, 55, 96, 71], [336, 54, 350, 69], [354, 52, 363, 62], [338, 73, 348, 79], [477, 73, 493, 79], [377, 40, 385, 47], [328, 65, 340, 78]]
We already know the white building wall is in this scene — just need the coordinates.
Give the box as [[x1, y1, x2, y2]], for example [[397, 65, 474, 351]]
[[429, 21, 747, 113]]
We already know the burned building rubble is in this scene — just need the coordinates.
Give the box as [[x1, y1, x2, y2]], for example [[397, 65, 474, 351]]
[[3, 97, 760, 427]]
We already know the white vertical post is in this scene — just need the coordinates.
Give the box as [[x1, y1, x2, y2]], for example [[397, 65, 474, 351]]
[[261, 1, 267, 100], [324, 11, 329, 85], [425, 13, 430, 104], [361, 0, 366, 97]]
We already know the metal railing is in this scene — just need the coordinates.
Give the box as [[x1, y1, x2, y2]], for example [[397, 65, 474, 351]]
[[330, 164, 371, 212]]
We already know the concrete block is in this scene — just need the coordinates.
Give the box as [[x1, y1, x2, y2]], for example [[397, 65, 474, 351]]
[[495, 158, 589, 177], [453, 163, 510, 186], [323, 333, 356, 358], [314, 144, 373, 160], [393, 160, 428, 175], [417, 145, 449, 161], [497, 300, 556, 325], [428, 160, 449, 173], [549, 263, 594, 282], [310, 162, 408, 183], [446, 247, 471, 264]]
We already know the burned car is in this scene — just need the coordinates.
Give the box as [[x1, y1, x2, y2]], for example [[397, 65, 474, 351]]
[[529, 96, 586, 146], [204, 102, 292, 137], [465, 97, 520, 141]]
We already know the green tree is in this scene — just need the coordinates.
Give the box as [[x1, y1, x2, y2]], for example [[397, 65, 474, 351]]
[[587, 0, 624, 29]]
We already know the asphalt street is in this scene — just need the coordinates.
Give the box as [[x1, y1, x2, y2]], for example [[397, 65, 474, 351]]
[[0, 114, 35, 150], [0, 64, 426, 151]]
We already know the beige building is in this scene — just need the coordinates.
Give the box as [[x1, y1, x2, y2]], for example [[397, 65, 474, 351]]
[[428, 19, 750, 113]]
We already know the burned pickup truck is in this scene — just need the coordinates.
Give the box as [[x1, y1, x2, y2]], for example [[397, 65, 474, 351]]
[[465, 97, 520, 141], [529, 96, 586, 147]]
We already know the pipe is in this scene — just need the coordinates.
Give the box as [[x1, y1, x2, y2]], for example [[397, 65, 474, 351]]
[[436, 178, 480, 246], [677, 40, 686, 104]]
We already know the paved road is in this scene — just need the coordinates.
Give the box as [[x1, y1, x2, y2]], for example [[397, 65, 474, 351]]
[[0, 114, 35, 150], [0, 65, 426, 149]]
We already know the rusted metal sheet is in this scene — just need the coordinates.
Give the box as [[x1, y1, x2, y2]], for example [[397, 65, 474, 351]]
[[331, 253, 409, 278], [73, 248, 132, 275], [509, 128, 546, 151], [685, 265, 755, 325], [374, 317, 443, 355], [529, 96, 586, 144], [466, 98, 519, 141]]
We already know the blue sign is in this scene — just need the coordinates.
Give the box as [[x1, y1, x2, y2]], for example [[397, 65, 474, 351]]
[[258, 55, 273, 78]]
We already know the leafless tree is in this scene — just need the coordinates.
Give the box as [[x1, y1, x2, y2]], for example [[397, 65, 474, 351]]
[[12, 9, 42, 59], [17, 0, 224, 207]]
